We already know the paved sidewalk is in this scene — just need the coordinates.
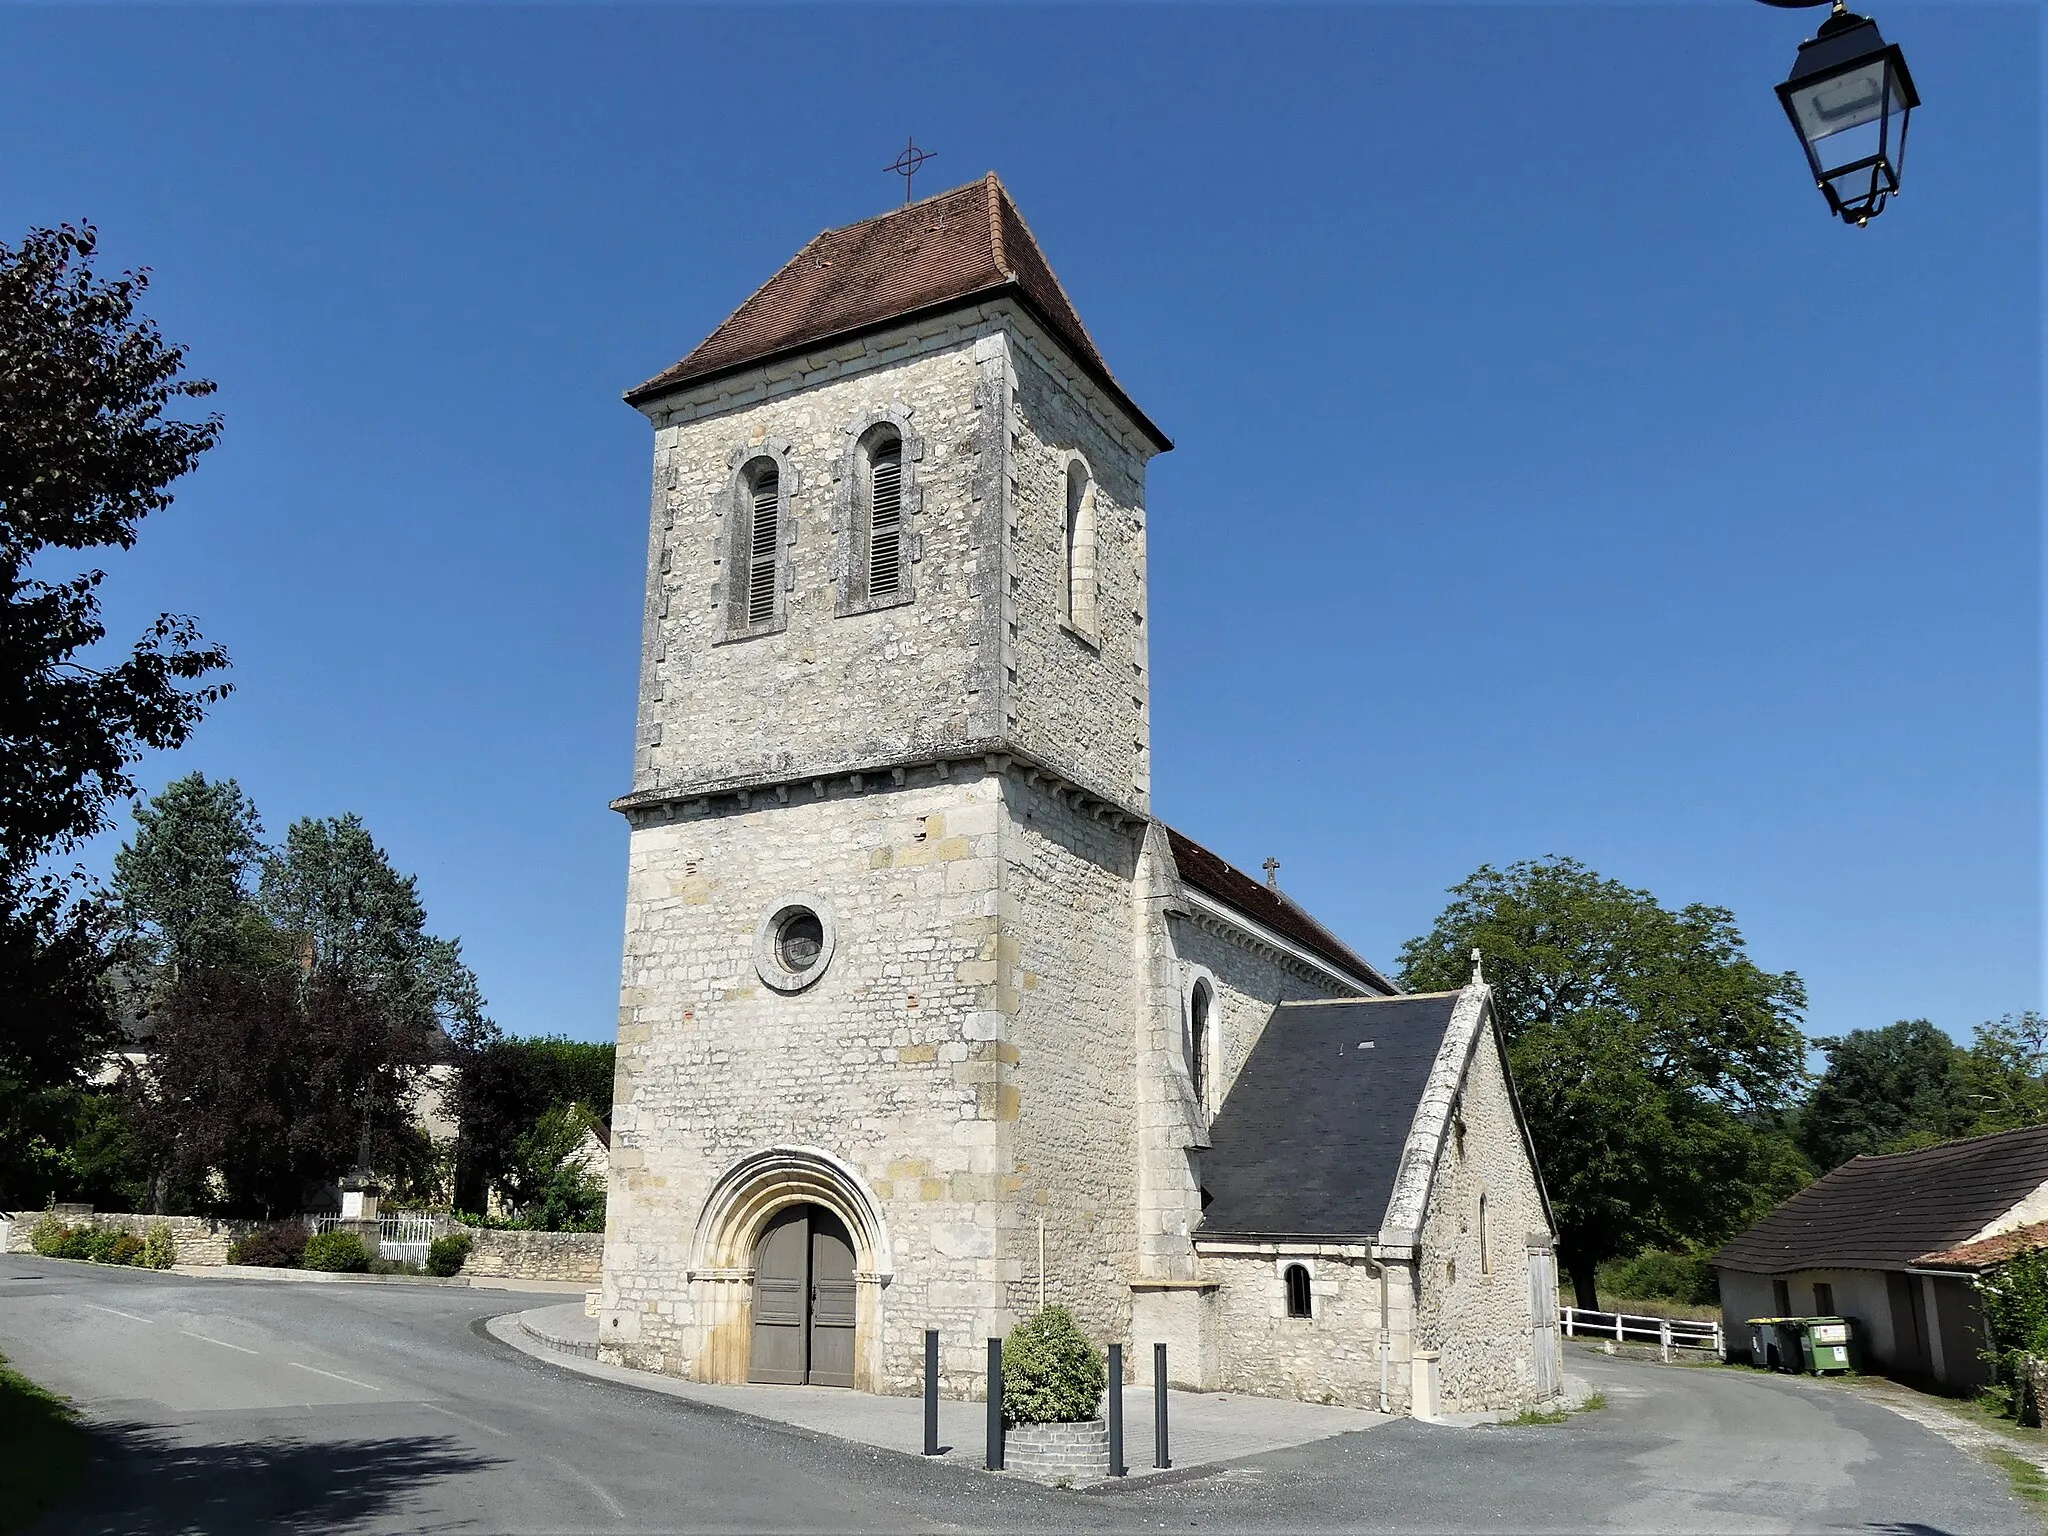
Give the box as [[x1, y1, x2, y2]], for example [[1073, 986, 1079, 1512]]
[[498, 1302, 1398, 1480]]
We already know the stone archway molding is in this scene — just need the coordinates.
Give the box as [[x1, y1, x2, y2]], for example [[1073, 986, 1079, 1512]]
[[689, 1144, 893, 1280], [685, 1145, 894, 1391]]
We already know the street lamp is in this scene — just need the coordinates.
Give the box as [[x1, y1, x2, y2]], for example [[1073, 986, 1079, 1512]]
[[1762, 0, 1920, 226]]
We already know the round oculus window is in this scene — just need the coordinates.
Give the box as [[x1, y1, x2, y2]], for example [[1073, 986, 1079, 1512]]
[[775, 909, 824, 973], [753, 894, 836, 992]]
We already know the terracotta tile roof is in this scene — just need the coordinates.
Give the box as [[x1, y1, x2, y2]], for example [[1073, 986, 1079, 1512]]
[[1914, 1218, 2048, 1273], [1162, 826, 1394, 994], [626, 173, 1168, 450], [1714, 1124, 2048, 1274]]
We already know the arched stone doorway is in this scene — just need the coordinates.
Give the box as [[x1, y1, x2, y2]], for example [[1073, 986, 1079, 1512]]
[[749, 1203, 856, 1387], [687, 1145, 892, 1390]]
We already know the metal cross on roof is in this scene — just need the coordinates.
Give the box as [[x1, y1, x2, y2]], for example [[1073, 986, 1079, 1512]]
[[885, 136, 937, 205]]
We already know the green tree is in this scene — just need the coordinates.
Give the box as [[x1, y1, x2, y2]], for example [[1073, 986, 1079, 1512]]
[[450, 1036, 613, 1213], [136, 961, 434, 1218], [111, 773, 269, 976], [498, 1102, 607, 1231], [1797, 1020, 1972, 1170], [0, 224, 228, 1205], [259, 814, 490, 1049], [1962, 1013, 2048, 1136], [1399, 857, 1809, 1309]]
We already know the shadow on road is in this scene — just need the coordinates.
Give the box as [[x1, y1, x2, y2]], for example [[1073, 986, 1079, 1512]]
[[45, 1421, 501, 1535]]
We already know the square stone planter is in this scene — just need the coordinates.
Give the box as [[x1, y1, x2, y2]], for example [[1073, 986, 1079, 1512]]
[[1002, 1417, 1108, 1483]]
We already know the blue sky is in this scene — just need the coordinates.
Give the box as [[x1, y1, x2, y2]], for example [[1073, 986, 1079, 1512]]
[[2, 3, 2036, 1048]]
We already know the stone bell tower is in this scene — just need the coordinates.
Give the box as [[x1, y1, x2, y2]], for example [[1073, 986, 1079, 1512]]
[[599, 175, 1173, 1395]]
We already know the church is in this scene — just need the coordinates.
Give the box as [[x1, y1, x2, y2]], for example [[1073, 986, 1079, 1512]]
[[594, 174, 1560, 1417]]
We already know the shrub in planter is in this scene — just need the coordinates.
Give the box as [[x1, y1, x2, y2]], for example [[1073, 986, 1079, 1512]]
[[227, 1222, 309, 1269], [109, 1233, 146, 1266], [1001, 1306, 1106, 1427], [54, 1226, 99, 1261], [425, 1233, 473, 1278], [141, 1221, 178, 1270], [28, 1213, 71, 1257], [302, 1231, 371, 1273], [83, 1226, 126, 1264]]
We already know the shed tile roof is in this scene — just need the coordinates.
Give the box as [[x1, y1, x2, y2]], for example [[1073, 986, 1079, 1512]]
[[1714, 1124, 2048, 1274], [1914, 1218, 2048, 1274], [1198, 993, 1463, 1240], [626, 174, 1167, 449], [1163, 827, 1393, 994]]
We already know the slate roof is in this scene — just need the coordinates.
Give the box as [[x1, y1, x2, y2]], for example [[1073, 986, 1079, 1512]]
[[625, 174, 1169, 450], [1198, 993, 1463, 1239], [1163, 827, 1393, 994], [1914, 1218, 2048, 1274], [1714, 1125, 2048, 1274]]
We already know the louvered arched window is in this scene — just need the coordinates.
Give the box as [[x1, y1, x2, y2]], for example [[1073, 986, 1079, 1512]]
[[1064, 458, 1097, 636], [866, 434, 904, 600], [731, 458, 783, 635]]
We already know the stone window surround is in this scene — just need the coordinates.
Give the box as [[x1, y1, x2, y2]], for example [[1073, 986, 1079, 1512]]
[[1176, 962, 1220, 1121], [1278, 1255, 1316, 1320], [1057, 448, 1100, 649], [753, 892, 837, 992], [834, 405, 925, 617], [714, 437, 801, 643]]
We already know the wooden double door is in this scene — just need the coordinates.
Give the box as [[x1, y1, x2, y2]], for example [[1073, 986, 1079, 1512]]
[[748, 1203, 856, 1388]]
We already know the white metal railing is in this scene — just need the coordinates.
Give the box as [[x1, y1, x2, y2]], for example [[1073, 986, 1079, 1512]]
[[1561, 1306, 1723, 1362], [309, 1211, 456, 1265]]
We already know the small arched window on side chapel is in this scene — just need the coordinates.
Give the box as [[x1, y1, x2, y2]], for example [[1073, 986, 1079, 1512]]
[[1064, 457, 1097, 638], [862, 429, 905, 604], [730, 456, 784, 636], [1187, 980, 1212, 1111], [1284, 1262, 1312, 1319]]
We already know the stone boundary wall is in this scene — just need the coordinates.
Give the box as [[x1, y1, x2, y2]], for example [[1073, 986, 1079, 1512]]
[[462, 1229, 605, 1283], [1, 1212, 258, 1265], [1002, 1418, 1109, 1482], [3, 1212, 603, 1284]]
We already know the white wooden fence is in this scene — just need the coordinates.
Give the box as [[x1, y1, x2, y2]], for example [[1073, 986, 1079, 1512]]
[[1561, 1306, 1723, 1362], [310, 1212, 455, 1265]]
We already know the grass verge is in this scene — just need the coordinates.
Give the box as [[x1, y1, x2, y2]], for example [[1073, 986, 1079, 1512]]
[[0, 1350, 87, 1534], [1986, 1448, 2048, 1513], [1502, 1389, 1606, 1427]]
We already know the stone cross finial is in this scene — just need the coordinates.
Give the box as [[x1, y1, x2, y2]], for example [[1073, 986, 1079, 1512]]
[[1470, 948, 1486, 986], [1262, 857, 1280, 890]]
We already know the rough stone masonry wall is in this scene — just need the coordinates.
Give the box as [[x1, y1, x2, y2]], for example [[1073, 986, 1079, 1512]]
[[1167, 916, 1360, 1115], [997, 775, 1141, 1350], [603, 774, 1018, 1392], [1207, 1250, 1396, 1409], [464, 1229, 604, 1283], [1415, 1023, 1554, 1411], [1, 1212, 256, 1265], [634, 319, 1004, 799], [1001, 331, 1155, 813], [1132, 908, 1359, 1288]]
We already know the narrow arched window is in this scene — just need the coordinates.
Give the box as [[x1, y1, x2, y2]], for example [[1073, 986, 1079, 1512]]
[[866, 435, 904, 600], [1284, 1263, 1312, 1319], [1064, 459, 1097, 636], [1188, 981, 1211, 1110], [1478, 1192, 1490, 1275], [731, 458, 782, 634]]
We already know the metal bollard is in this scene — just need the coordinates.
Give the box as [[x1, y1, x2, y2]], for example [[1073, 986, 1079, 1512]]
[[924, 1329, 940, 1455], [1153, 1342, 1170, 1469], [986, 1337, 1005, 1471], [1107, 1343, 1125, 1476]]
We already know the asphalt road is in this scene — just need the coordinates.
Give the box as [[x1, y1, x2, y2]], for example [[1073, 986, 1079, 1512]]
[[0, 1253, 2026, 1534]]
